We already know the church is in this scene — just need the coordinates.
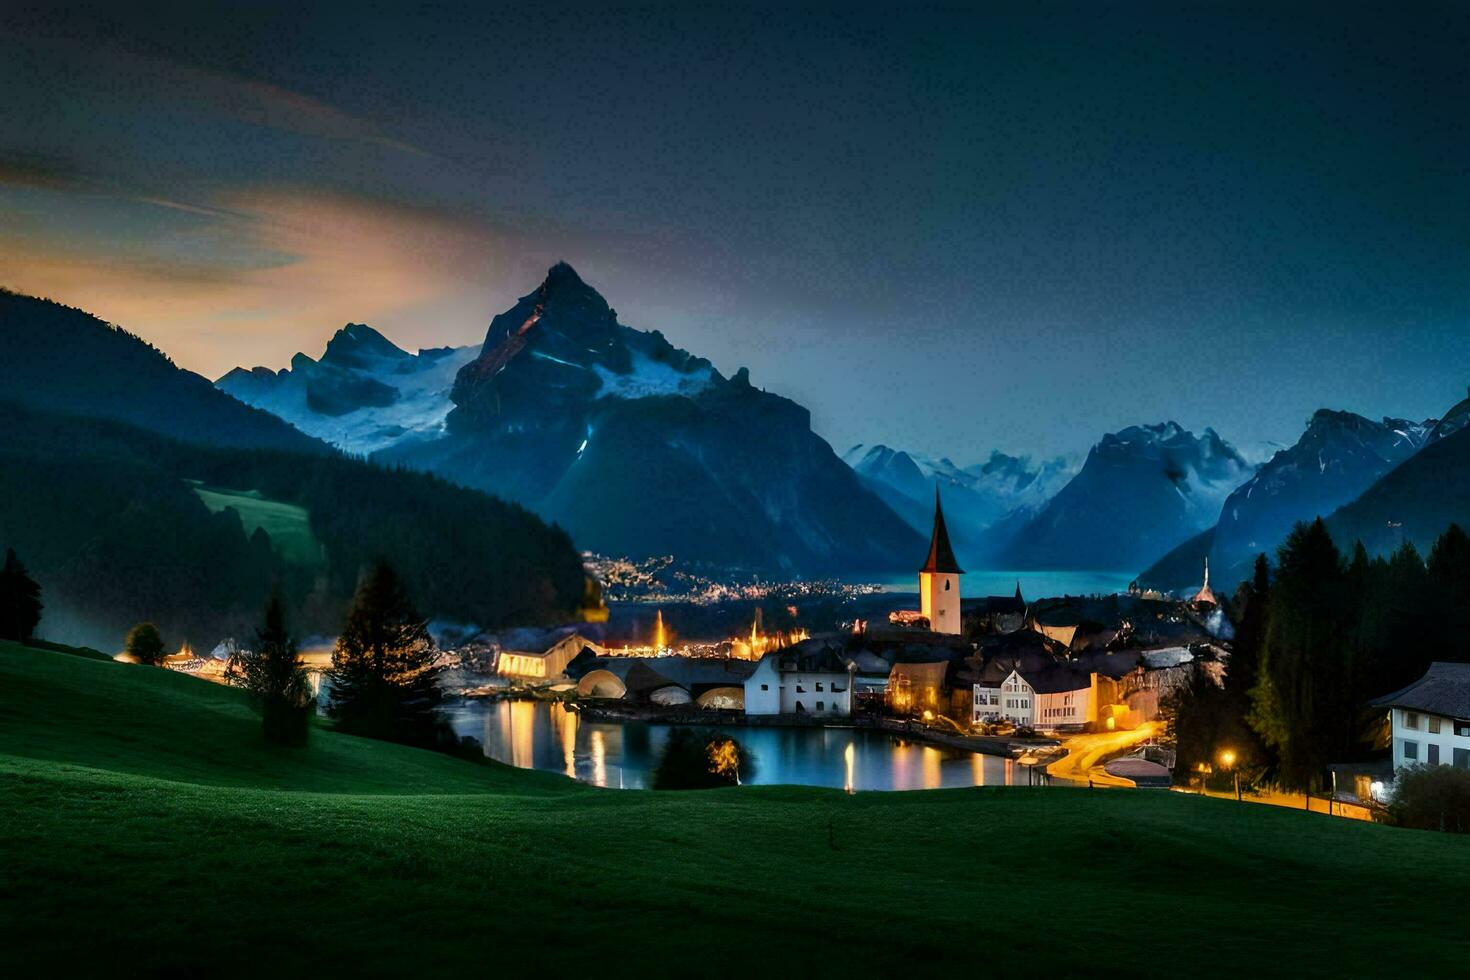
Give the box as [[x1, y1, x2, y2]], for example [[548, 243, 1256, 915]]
[[918, 489, 964, 635]]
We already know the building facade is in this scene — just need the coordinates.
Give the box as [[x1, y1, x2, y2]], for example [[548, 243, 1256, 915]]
[[1372, 662, 1470, 771], [973, 666, 1097, 731], [744, 644, 855, 716]]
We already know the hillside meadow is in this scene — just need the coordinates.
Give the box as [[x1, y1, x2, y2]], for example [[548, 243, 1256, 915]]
[[1, 641, 1466, 977]]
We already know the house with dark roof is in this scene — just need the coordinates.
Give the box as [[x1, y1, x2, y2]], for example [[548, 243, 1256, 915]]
[[972, 657, 1097, 731], [1371, 662, 1470, 771], [744, 638, 856, 716]]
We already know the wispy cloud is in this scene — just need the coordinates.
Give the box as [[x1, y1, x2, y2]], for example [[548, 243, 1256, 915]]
[[0, 183, 559, 376], [160, 58, 431, 158]]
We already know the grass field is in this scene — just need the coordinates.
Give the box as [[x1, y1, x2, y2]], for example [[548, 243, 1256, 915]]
[[2, 641, 1466, 978], [190, 482, 323, 566]]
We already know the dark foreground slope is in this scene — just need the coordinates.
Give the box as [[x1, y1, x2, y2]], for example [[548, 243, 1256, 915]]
[[2, 642, 1466, 979]]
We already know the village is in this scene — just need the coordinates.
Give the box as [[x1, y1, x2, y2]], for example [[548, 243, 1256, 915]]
[[478, 493, 1237, 792]]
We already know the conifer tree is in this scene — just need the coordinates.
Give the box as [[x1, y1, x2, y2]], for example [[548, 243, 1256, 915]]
[[1428, 524, 1470, 661], [326, 561, 444, 746], [1249, 519, 1350, 791], [228, 590, 312, 746], [0, 547, 43, 642]]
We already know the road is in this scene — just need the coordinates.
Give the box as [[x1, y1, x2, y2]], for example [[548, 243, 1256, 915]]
[[1046, 722, 1161, 786]]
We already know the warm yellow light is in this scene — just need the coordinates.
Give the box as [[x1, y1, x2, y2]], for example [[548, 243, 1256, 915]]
[[1220, 749, 1236, 768], [922, 710, 934, 721]]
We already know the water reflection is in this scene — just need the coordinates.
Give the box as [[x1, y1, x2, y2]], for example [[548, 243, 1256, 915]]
[[445, 699, 1021, 792]]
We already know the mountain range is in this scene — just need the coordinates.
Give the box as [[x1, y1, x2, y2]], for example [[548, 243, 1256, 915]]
[[224, 263, 924, 573], [996, 422, 1255, 571], [842, 444, 1074, 563], [0, 291, 586, 648], [1138, 409, 1440, 592]]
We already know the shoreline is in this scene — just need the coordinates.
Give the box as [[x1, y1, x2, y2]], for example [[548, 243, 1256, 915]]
[[569, 699, 1060, 760]]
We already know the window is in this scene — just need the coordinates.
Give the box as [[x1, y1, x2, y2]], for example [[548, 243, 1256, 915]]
[[1429, 744, 1441, 765], [760, 684, 769, 691], [1404, 740, 1420, 760], [1429, 716, 1442, 734], [1456, 721, 1470, 737], [1404, 711, 1420, 730], [816, 682, 824, 692], [816, 701, 825, 711], [1455, 749, 1470, 769], [796, 685, 806, 693], [944, 579, 951, 591]]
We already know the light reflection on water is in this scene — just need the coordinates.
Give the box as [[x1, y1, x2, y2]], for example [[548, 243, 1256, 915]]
[[445, 699, 1020, 791]]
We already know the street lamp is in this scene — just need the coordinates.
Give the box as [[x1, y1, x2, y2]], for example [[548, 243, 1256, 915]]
[[1218, 748, 1241, 801]]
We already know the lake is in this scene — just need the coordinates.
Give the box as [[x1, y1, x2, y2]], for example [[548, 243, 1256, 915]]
[[865, 568, 1135, 599], [445, 698, 1030, 791]]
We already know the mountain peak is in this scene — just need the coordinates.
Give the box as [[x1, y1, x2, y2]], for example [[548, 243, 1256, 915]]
[[543, 261, 586, 290], [321, 323, 409, 368]]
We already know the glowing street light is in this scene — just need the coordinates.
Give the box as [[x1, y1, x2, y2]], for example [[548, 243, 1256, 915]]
[[1218, 748, 1241, 802]]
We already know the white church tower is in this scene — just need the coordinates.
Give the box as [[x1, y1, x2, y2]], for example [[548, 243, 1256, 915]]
[[919, 488, 964, 635]]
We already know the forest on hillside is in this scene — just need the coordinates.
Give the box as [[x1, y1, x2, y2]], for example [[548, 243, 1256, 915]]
[[0, 402, 587, 650]]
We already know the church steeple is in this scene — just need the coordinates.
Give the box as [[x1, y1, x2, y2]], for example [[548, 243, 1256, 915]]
[[921, 488, 963, 575], [1191, 556, 1219, 606]]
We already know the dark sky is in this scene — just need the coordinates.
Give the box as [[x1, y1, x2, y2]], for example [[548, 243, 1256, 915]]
[[2, 2, 1466, 460]]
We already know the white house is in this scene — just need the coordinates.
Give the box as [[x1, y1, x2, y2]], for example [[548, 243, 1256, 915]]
[[744, 642, 855, 716], [1371, 662, 1470, 772], [974, 665, 1096, 731]]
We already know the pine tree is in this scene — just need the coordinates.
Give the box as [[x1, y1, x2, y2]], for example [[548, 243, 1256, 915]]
[[228, 590, 312, 746], [1248, 519, 1350, 791], [125, 622, 166, 666], [1225, 553, 1270, 704], [326, 561, 444, 746], [1428, 524, 1470, 662], [0, 547, 43, 642]]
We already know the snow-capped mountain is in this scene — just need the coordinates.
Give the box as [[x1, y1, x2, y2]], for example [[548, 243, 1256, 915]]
[[1000, 422, 1255, 571], [842, 444, 1075, 563], [1139, 407, 1441, 593], [233, 262, 922, 574], [1211, 410, 1435, 571], [217, 324, 477, 455], [1426, 387, 1470, 445]]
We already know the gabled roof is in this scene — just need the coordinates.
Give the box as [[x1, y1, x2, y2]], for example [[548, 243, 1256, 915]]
[[920, 488, 963, 575], [1371, 662, 1470, 718]]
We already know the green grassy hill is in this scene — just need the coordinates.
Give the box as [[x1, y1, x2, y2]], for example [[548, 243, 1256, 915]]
[[192, 483, 324, 568], [2, 641, 1466, 977]]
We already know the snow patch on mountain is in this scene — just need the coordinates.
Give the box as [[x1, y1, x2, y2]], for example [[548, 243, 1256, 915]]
[[593, 348, 716, 400], [218, 328, 478, 456]]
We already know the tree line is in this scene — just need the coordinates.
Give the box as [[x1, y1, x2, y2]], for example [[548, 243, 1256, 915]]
[[0, 401, 587, 650], [1168, 519, 1470, 792]]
